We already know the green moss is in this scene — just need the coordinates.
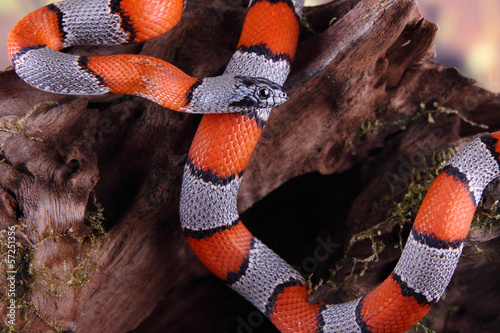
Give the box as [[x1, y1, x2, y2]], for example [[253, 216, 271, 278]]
[[349, 101, 488, 146], [0, 102, 58, 142], [0, 326, 20, 333], [85, 194, 108, 243], [0, 192, 108, 331], [471, 199, 500, 232], [329, 106, 497, 330], [329, 149, 455, 289], [413, 321, 437, 333], [459, 191, 500, 258], [31, 306, 64, 333], [340, 99, 490, 287]]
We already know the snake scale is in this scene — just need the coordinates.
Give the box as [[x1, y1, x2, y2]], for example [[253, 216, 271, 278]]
[[7, 0, 500, 332]]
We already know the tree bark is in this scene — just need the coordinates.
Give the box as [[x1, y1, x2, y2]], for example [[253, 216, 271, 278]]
[[0, 0, 499, 332]]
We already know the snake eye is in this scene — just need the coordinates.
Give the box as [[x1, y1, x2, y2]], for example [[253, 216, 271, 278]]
[[258, 87, 270, 99]]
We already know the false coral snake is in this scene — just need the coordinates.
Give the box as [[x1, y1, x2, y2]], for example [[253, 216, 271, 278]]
[[7, 0, 500, 332]]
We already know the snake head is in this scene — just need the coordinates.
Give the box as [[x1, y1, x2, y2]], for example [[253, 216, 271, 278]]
[[229, 76, 288, 110], [185, 75, 288, 113]]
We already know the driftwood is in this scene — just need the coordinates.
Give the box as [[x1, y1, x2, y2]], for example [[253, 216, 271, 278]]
[[1, 0, 499, 332]]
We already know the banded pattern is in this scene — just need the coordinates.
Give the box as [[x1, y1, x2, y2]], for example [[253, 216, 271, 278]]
[[179, 0, 315, 331], [354, 133, 500, 332], [7, 0, 287, 113], [8, 0, 184, 98], [8, 0, 500, 332], [183, 104, 500, 333]]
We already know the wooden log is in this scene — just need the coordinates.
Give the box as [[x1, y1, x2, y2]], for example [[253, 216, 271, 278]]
[[0, 0, 498, 332]]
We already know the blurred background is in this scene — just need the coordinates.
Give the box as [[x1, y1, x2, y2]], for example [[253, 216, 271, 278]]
[[418, 0, 500, 93], [0, 0, 499, 92]]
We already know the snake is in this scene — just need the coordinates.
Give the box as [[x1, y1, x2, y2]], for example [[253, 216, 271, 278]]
[[7, 0, 500, 332]]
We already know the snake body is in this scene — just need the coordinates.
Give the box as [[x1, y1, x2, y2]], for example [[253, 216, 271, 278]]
[[7, 0, 287, 113], [8, 0, 500, 332]]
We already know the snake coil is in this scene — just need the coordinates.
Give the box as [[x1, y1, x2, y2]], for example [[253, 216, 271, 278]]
[[8, 0, 500, 332]]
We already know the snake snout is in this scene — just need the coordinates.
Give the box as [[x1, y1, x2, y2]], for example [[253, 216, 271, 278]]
[[279, 90, 288, 102], [271, 90, 288, 107]]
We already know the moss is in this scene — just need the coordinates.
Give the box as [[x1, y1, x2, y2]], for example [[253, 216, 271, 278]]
[[84, 193, 109, 244], [339, 99, 490, 286], [328, 104, 497, 330], [413, 321, 437, 333], [471, 198, 500, 232], [329, 149, 455, 291], [0, 102, 58, 142], [32, 307, 64, 333], [0, 325, 21, 333], [0, 192, 108, 331], [30, 193, 107, 297], [349, 101, 488, 146]]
